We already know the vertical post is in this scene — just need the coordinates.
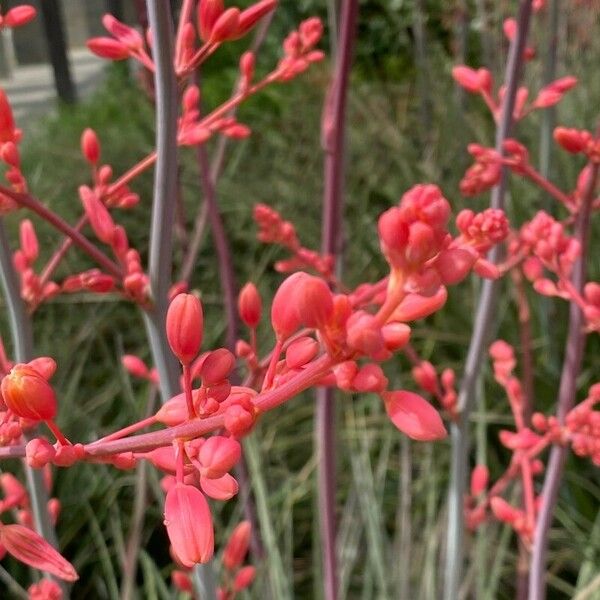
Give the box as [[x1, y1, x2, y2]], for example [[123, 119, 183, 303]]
[[39, 0, 76, 104]]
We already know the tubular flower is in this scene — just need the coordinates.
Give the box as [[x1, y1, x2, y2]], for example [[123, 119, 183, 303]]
[[164, 483, 214, 567]]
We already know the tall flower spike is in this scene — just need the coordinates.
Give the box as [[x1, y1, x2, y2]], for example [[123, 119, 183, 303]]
[[166, 293, 204, 365], [164, 483, 214, 567]]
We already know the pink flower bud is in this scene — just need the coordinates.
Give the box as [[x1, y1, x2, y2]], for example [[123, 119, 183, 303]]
[[26, 357, 56, 380], [236, 0, 278, 38], [533, 76, 577, 108], [452, 65, 481, 93], [234, 565, 256, 591], [47, 498, 61, 524], [81, 128, 100, 164], [223, 520, 251, 570], [352, 363, 388, 392], [209, 7, 240, 43], [554, 127, 591, 154], [271, 272, 308, 340], [121, 354, 149, 378], [346, 311, 384, 357], [87, 37, 130, 60], [197, 0, 224, 42], [79, 185, 115, 245], [381, 322, 411, 350], [28, 578, 63, 600], [19, 219, 38, 263], [172, 570, 193, 593], [392, 287, 447, 322], [198, 436, 241, 479], [53, 444, 85, 467], [0, 473, 26, 507], [382, 390, 447, 441], [470, 465, 489, 496], [25, 437, 56, 468], [1, 364, 56, 421], [436, 248, 476, 285], [3, 6, 36, 28], [166, 293, 203, 365], [295, 275, 334, 328], [200, 472, 239, 500], [412, 361, 438, 395], [102, 14, 143, 48], [490, 496, 519, 524], [224, 403, 255, 437], [238, 282, 262, 328], [164, 483, 214, 567], [1, 142, 20, 168], [240, 51, 255, 84], [0, 523, 78, 580], [285, 336, 319, 369]]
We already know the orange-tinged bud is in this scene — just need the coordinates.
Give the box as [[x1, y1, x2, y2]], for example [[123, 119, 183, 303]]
[[166, 293, 203, 365], [0, 523, 78, 581], [238, 282, 262, 328], [81, 128, 100, 164], [164, 483, 214, 567], [223, 520, 251, 570], [1, 364, 56, 421]]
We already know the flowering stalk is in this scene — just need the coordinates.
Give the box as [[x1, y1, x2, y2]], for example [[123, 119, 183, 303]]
[[528, 159, 599, 599], [0, 221, 61, 589], [317, 1, 358, 598], [143, 1, 215, 597], [443, 1, 533, 597]]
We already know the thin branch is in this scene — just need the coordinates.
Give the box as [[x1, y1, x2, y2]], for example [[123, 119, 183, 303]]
[[443, 2, 534, 597], [528, 161, 599, 600], [316, 2, 359, 599], [144, 1, 216, 598]]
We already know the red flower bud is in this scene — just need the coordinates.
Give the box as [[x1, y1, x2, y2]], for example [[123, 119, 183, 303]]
[[3, 6, 36, 28], [166, 293, 204, 365], [87, 37, 130, 60], [223, 520, 251, 570], [470, 465, 489, 496], [197, 0, 224, 42], [1, 364, 56, 421], [198, 436, 241, 479], [238, 282, 262, 328], [81, 128, 100, 164], [383, 390, 447, 441]]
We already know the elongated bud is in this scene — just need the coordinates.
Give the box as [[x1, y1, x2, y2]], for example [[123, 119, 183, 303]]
[[209, 7, 240, 43], [553, 127, 590, 154], [198, 435, 241, 479], [238, 282, 261, 328], [285, 336, 319, 369], [470, 465, 489, 496], [452, 65, 481, 93], [79, 186, 115, 245], [382, 390, 447, 441], [166, 293, 204, 365], [236, 0, 277, 37], [240, 51, 255, 86], [164, 483, 214, 567], [490, 496, 519, 524], [0, 523, 78, 580], [121, 355, 149, 378], [3, 6, 36, 28], [271, 272, 308, 340], [87, 37, 130, 60], [412, 361, 438, 395], [234, 565, 256, 591], [1, 364, 56, 421], [19, 219, 38, 263], [198, 0, 224, 42], [223, 520, 251, 570], [81, 128, 100, 164]]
